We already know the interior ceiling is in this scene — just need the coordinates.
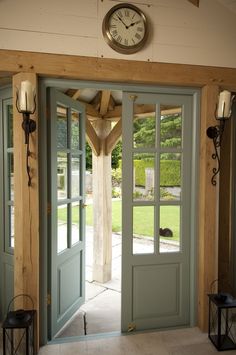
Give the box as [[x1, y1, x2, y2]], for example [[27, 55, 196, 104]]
[[216, 0, 236, 14], [64, 88, 181, 122], [188, 0, 236, 13]]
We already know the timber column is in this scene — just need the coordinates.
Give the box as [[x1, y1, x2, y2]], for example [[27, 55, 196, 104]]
[[92, 120, 112, 283]]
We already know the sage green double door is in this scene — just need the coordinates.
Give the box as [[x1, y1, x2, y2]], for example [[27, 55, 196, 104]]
[[48, 88, 86, 338], [48, 88, 196, 337], [121, 91, 196, 331]]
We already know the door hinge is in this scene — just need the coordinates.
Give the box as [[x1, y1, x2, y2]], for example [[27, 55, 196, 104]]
[[128, 323, 136, 332], [129, 95, 137, 102], [47, 203, 51, 214], [47, 294, 51, 306]]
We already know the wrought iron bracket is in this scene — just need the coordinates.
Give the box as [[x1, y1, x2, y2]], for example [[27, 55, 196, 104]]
[[206, 119, 225, 186]]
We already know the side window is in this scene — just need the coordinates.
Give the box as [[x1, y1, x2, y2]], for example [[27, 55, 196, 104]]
[[3, 100, 14, 253]]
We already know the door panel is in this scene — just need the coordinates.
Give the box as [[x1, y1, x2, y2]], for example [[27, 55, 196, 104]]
[[122, 92, 195, 331], [48, 88, 85, 339]]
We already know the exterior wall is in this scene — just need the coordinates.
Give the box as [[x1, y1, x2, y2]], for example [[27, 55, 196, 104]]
[[0, 0, 236, 68]]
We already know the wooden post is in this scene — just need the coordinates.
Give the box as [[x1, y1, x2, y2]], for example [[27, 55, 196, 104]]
[[13, 73, 39, 349], [218, 114, 233, 292], [198, 85, 219, 331], [92, 120, 112, 283]]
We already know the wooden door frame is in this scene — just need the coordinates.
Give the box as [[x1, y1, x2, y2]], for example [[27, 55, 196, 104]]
[[1, 49, 235, 346]]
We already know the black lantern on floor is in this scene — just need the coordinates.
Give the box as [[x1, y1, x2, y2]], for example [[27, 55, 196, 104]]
[[2, 294, 36, 355], [208, 293, 236, 351]]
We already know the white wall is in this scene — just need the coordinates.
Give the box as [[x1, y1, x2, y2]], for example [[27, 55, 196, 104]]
[[0, 0, 236, 68]]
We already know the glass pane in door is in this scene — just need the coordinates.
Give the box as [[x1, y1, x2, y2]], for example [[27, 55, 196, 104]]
[[57, 204, 68, 253], [133, 206, 154, 254], [133, 104, 156, 148], [160, 153, 181, 201], [133, 153, 155, 201], [10, 206, 14, 248], [71, 155, 80, 199], [7, 152, 14, 200], [57, 153, 68, 200], [7, 105, 13, 148], [72, 203, 80, 245], [160, 105, 182, 148], [71, 109, 80, 150], [159, 205, 180, 253], [57, 106, 68, 149]]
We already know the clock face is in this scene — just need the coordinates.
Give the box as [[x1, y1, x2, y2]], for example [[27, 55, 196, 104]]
[[102, 4, 148, 54]]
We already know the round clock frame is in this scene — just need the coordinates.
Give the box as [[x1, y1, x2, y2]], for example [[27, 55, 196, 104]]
[[102, 3, 149, 55]]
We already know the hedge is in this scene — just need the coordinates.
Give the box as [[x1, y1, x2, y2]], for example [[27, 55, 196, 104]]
[[133, 159, 181, 187]]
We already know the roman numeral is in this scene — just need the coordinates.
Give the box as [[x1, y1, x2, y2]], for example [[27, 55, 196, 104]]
[[135, 33, 141, 40], [117, 35, 122, 43], [125, 10, 130, 17], [112, 30, 118, 37], [124, 38, 128, 46], [137, 27, 143, 32]]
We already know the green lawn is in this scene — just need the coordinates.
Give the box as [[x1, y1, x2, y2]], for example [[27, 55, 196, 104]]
[[57, 200, 179, 241]]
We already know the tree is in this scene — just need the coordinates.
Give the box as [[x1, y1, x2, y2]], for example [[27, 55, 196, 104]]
[[85, 140, 122, 170], [133, 114, 182, 151]]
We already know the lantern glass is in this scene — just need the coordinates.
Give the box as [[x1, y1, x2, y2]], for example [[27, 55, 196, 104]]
[[208, 294, 236, 351], [2, 310, 36, 355]]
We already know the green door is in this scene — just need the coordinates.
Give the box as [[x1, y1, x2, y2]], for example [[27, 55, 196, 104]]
[[122, 91, 197, 331], [48, 88, 86, 339]]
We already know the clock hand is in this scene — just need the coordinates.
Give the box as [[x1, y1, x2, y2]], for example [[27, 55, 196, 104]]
[[117, 15, 128, 29], [128, 20, 141, 28]]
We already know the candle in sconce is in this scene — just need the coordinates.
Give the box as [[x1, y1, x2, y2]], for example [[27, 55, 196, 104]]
[[19, 80, 34, 112], [216, 90, 232, 119]]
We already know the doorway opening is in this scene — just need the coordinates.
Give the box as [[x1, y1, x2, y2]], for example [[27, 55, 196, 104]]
[[41, 79, 199, 343]]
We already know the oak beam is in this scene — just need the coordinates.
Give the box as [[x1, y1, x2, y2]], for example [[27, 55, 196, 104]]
[[86, 118, 101, 156], [100, 90, 111, 116], [218, 116, 233, 292], [85, 102, 101, 118], [91, 91, 102, 111], [1, 50, 236, 88], [13, 72, 39, 349], [187, 0, 200, 7], [198, 85, 219, 331], [92, 120, 112, 283], [105, 119, 122, 155], [72, 89, 81, 100]]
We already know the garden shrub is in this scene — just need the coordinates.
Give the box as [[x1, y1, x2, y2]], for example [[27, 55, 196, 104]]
[[133, 159, 180, 187]]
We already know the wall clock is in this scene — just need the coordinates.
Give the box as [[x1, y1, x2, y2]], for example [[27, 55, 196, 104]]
[[102, 3, 149, 55]]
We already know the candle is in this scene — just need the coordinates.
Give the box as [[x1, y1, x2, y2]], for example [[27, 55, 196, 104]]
[[217, 90, 231, 119], [19, 80, 34, 112]]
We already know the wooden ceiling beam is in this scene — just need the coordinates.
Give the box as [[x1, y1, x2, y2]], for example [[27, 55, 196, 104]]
[[108, 95, 116, 111], [100, 90, 111, 116], [187, 0, 199, 7], [86, 118, 101, 156], [72, 89, 81, 100], [105, 118, 122, 155], [79, 101, 101, 118], [91, 91, 102, 111]]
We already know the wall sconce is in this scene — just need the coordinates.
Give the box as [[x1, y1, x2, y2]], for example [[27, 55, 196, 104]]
[[206, 90, 234, 186], [16, 80, 36, 186]]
